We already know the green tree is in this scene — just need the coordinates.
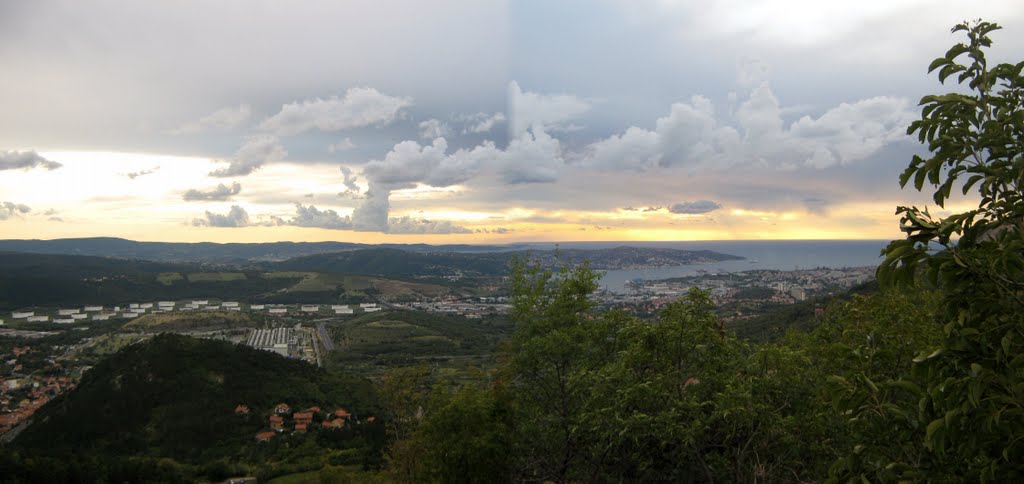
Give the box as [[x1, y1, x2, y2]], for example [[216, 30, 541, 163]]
[[857, 19, 1024, 481]]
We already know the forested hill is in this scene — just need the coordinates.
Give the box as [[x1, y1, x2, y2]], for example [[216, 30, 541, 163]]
[[0, 237, 524, 263], [270, 246, 743, 276], [9, 334, 384, 481]]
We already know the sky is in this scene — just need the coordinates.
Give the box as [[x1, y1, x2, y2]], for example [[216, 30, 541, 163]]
[[1, 0, 1021, 244]]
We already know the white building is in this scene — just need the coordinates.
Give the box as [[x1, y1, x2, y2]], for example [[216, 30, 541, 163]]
[[359, 303, 377, 308], [301, 305, 319, 312], [26, 316, 49, 323], [158, 301, 175, 308], [335, 308, 354, 314], [250, 305, 265, 310], [84, 306, 104, 312], [223, 301, 240, 308], [92, 314, 111, 321], [364, 307, 382, 313], [192, 300, 208, 305], [58, 309, 80, 316], [139, 303, 154, 309], [11, 311, 33, 319], [71, 313, 88, 320], [54, 318, 76, 324], [269, 308, 287, 314]]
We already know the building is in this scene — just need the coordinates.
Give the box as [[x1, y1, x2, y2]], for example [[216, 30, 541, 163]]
[[71, 314, 88, 320], [223, 302, 240, 308], [359, 303, 377, 308], [300, 305, 319, 312], [364, 307, 382, 313], [53, 318, 75, 324], [269, 308, 287, 314], [84, 306, 103, 312], [250, 305, 265, 310], [246, 328, 296, 356], [26, 316, 48, 323], [57, 309, 79, 316], [11, 312, 33, 319]]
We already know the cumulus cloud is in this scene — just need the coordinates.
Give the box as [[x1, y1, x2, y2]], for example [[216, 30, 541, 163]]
[[209, 135, 287, 177], [338, 166, 362, 198], [192, 205, 250, 227], [669, 200, 723, 214], [274, 202, 470, 234], [0, 202, 31, 220], [459, 111, 506, 134], [171, 104, 251, 134], [387, 216, 472, 234], [126, 166, 160, 179], [418, 119, 451, 140], [287, 203, 353, 230], [584, 83, 913, 171], [328, 137, 355, 153], [509, 81, 590, 136], [182, 182, 242, 201], [351, 183, 391, 232], [0, 150, 62, 171], [260, 87, 412, 136]]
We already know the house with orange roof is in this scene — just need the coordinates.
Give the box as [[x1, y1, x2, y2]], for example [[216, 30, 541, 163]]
[[255, 431, 275, 442], [269, 414, 284, 430], [334, 408, 352, 419], [274, 403, 291, 415], [295, 423, 308, 433], [293, 412, 313, 425], [234, 404, 250, 415], [322, 418, 345, 429], [366, 416, 376, 423], [304, 406, 321, 413]]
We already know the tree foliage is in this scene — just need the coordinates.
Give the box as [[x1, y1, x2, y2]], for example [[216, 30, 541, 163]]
[[855, 19, 1024, 482]]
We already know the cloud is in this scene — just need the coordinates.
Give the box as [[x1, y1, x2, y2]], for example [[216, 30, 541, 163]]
[[476, 227, 514, 234], [275, 202, 470, 234], [509, 81, 591, 136], [459, 111, 506, 134], [338, 166, 362, 198], [209, 135, 287, 177], [182, 182, 242, 201], [669, 200, 722, 214], [418, 119, 451, 140], [584, 83, 913, 171], [0, 202, 31, 220], [287, 203, 353, 230], [328, 137, 355, 153], [126, 166, 160, 179], [0, 150, 62, 171], [387, 216, 472, 234], [171, 104, 251, 134], [260, 87, 412, 136], [351, 183, 391, 232], [192, 205, 250, 227]]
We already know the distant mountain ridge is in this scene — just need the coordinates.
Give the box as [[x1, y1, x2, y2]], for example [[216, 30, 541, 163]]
[[0, 237, 530, 263]]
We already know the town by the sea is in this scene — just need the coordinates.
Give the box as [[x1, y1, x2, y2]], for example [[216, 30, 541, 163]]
[[528, 240, 889, 293]]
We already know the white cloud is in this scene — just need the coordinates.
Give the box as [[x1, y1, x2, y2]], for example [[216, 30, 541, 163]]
[[338, 166, 362, 198], [126, 166, 160, 179], [287, 203, 353, 230], [182, 182, 242, 201], [0, 150, 62, 171], [387, 216, 472, 234], [509, 81, 590, 136], [260, 87, 412, 136], [0, 201, 31, 220], [192, 205, 250, 227], [351, 183, 390, 232], [585, 83, 912, 171], [209, 135, 287, 177], [418, 119, 451, 140], [459, 111, 506, 134], [328, 137, 355, 153], [171, 104, 251, 134], [669, 200, 722, 214]]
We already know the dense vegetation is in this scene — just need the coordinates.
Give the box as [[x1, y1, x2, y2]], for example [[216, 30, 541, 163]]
[[1, 20, 1019, 483], [4, 334, 385, 482], [374, 21, 1024, 482]]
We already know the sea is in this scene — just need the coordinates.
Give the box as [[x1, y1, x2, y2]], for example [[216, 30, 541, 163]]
[[518, 240, 890, 294]]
